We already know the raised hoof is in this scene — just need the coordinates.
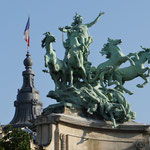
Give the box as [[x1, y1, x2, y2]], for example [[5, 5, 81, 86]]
[[128, 91, 134, 95], [136, 84, 144, 88]]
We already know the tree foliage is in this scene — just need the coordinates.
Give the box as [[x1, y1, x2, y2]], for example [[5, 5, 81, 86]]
[[0, 125, 32, 150]]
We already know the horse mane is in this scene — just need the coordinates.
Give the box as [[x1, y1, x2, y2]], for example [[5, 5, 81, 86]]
[[41, 37, 46, 48], [138, 51, 145, 57], [131, 51, 146, 62], [102, 43, 109, 51]]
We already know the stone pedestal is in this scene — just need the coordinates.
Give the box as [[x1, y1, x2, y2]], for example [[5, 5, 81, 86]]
[[33, 105, 150, 150]]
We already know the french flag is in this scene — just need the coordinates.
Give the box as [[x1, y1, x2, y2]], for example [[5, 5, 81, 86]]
[[24, 17, 30, 47]]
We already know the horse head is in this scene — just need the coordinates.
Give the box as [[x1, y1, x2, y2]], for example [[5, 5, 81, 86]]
[[140, 46, 150, 64], [108, 38, 122, 45], [100, 38, 122, 58], [100, 43, 110, 58], [41, 32, 56, 48]]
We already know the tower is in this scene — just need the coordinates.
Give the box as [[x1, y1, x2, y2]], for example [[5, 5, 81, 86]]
[[10, 51, 43, 127]]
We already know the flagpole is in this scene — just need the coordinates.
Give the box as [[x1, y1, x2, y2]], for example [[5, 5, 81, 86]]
[[27, 45, 29, 53]]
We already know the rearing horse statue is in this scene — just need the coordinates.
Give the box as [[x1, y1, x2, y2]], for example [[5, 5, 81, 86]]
[[42, 32, 67, 89], [112, 46, 150, 93], [89, 38, 134, 95]]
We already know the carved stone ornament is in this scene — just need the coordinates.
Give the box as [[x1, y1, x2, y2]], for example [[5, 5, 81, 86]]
[[135, 141, 145, 150], [60, 134, 66, 150]]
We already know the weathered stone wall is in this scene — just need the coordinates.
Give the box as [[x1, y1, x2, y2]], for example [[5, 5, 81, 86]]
[[33, 112, 150, 150]]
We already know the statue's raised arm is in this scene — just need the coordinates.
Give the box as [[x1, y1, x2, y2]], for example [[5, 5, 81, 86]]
[[86, 12, 104, 28]]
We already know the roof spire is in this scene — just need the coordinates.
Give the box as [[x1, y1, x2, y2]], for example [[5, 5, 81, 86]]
[[10, 52, 43, 127]]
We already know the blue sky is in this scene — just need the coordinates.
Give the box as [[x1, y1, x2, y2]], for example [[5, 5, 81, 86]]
[[1, 0, 150, 125]]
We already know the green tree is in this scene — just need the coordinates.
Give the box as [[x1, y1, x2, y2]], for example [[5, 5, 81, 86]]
[[0, 125, 32, 150]]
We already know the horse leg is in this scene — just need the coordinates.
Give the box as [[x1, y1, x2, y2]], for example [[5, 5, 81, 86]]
[[78, 52, 88, 82], [81, 67, 87, 82], [69, 69, 74, 87], [145, 67, 150, 77], [52, 76, 60, 90], [110, 113, 117, 128], [136, 74, 149, 88], [99, 71, 107, 89], [60, 72, 67, 88], [112, 72, 133, 95], [114, 78, 133, 95], [121, 55, 135, 66], [118, 84, 134, 95], [127, 57, 135, 66], [127, 52, 139, 66], [108, 75, 120, 87], [109, 79, 133, 95], [73, 51, 81, 68], [136, 67, 150, 87], [44, 55, 49, 67]]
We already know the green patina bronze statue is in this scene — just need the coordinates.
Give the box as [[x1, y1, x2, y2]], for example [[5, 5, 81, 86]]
[[41, 12, 150, 128]]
